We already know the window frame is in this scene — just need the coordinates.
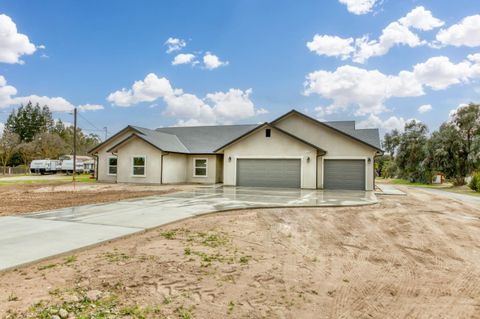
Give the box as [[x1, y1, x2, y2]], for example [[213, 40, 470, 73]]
[[107, 156, 118, 176], [131, 155, 146, 177], [193, 158, 208, 178]]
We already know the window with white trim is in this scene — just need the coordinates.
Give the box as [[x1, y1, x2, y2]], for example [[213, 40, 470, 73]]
[[108, 157, 117, 175], [132, 156, 146, 176], [194, 158, 207, 177]]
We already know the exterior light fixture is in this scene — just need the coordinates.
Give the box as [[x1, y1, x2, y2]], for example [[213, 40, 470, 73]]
[[307, 157, 311, 163], [228, 156, 232, 162], [368, 157, 371, 163]]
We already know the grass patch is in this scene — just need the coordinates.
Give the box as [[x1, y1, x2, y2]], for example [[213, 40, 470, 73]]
[[239, 255, 252, 265], [227, 301, 235, 315], [103, 251, 130, 263], [64, 255, 77, 265], [37, 263, 57, 271], [160, 230, 176, 240]]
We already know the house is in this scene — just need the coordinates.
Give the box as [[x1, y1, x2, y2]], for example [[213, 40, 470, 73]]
[[88, 110, 382, 190]]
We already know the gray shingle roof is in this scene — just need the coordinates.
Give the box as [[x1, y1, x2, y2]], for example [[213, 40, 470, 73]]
[[130, 126, 190, 153], [156, 124, 259, 153]]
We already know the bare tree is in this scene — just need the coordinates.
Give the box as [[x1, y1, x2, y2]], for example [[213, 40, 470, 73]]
[[0, 130, 20, 174], [17, 142, 36, 173], [32, 132, 67, 159]]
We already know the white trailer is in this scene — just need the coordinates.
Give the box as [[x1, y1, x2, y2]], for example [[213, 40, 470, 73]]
[[29, 160, 60, 175], [60, 160, 84, 174]]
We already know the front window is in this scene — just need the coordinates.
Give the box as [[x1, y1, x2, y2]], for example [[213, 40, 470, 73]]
[[108, 157, 117, 175], [132, 156, 146, 176], [194, 158, 207, 177]]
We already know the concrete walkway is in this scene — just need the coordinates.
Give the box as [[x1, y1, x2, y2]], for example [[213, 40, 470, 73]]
[[411, 187, 480, 206], [376, 184, 406, 195], [0, 186, 376, 271]]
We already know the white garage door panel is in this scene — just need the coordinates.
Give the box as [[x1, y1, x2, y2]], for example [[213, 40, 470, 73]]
[[237, 159, 301, 188]]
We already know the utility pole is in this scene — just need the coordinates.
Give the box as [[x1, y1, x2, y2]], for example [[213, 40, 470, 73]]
[[73, 107, 77, 182], [104, 126, 108, 141]]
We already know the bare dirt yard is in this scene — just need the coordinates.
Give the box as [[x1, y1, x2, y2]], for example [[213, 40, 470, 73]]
[[1, 187, 480, 318], [0, 177, 194, 216]]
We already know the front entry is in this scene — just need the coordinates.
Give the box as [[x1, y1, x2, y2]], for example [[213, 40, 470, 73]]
[[236, 159, 301, 188]]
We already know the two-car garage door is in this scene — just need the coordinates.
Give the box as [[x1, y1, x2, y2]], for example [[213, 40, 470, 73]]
[[236, 158, 366, 190]]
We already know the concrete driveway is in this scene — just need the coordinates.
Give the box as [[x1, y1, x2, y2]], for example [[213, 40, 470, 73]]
[[0, 186, 376, 271]]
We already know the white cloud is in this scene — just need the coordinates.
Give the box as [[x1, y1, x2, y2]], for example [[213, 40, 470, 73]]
[[418, 104, 432, 113], [449, 103, 469, 119], [338, 0, 378, 15], [398, 6, 444, 31], [107, 73, 263, 125], [353, 21, 423, 63], [172, 53, 197, 66], [436, 15, 480, 47], [358, 114, 411, 132], [412, 56, 472, 90], [306, 35, 354, 59], [0, 14, 37, 64], [164, 37, 186, 53], [12, 95, 75, 112], [107, 73, 176, 107], [203, 52, 228, 70], [78, 104, 104, 112], [304, 65, 424, 116], [0, 75, 17, 108], [309, 6, 443, 63]]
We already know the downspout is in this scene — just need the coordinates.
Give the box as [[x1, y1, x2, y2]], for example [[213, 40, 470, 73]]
[[94, 154, 99, 181]]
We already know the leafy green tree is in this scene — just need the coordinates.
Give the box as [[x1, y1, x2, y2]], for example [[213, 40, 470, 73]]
[[396, 121, 430, 183], [5, 101, 54, 142], [450, 103, 480, 178], [0, 130, 20, 174], [52, 120, 101, 155], [382, 129, 401, 157]]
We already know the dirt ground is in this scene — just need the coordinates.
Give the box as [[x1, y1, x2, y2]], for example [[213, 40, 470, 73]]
[[1, 188, 480, 318], [0, 182, 196, 216]]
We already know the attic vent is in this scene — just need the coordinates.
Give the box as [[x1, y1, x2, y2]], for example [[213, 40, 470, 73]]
[[266, 128, 271, 138]]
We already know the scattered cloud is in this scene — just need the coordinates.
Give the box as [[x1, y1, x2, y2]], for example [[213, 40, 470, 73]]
[[164, 37, 186, 53], [418, 104, 432, 113], [436, 15, 480, 47], [0, 75, 18, 108], [12, 95, 75, 112], [306, 35, 355, 59], [358, 114, 412, 132], [78, 104, 104, 112], [203, 52, 228, 70], [304, 65, 424, 116], [308, 6, 444, 63], [107, 73, 263, 125], [304, 54, 480, 117], [172, 53, 197, 66], [338, 0, 378, 15], [0, 14, 37, 64], [412, 56, 472, 90], [398, 6, 444, 31]]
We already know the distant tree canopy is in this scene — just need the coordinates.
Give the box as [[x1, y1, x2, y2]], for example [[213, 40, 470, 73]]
[[0, 102, 101, 169], [382, 103, 480, 185]]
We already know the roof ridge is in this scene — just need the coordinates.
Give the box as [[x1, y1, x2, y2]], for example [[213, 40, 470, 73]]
[[155, 123, 257, 130]]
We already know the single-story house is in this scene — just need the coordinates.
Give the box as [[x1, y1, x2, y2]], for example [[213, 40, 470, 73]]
[[89, 110, 382, 190]]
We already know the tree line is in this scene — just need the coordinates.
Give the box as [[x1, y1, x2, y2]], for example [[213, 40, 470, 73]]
[[378, 103, 480, 188], [0, 102, 101, 173]]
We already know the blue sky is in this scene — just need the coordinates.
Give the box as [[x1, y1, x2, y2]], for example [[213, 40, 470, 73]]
[[0, 0, 479, 139]]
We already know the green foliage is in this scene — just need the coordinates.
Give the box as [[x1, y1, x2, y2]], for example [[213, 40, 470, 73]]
[[469, 172, 480, 192], [5, 101, 54, 142], [381, 159, 397, 178]]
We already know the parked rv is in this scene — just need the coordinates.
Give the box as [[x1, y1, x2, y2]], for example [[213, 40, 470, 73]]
[[83, 159, 95, 173], [60, 160, 84, 174], [29, 160, 60, 175]]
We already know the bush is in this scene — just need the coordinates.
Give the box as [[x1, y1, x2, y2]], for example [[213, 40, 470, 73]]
[[469, 172, 480, 192]]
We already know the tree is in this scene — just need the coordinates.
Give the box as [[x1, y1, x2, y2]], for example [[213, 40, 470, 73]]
[[396, 121, 430, 183], [32, 132, 67, 159], [450, 103, 480, 178], [5, 101, 54, 142], [52, 120, 101, 155], [382, 129, 401, 157], [17, 141, 36, 172], [0, 130, 20, 174]]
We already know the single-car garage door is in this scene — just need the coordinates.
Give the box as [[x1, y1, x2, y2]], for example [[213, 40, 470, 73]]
[[324, 159, 365, 190], [237, 159, 301, 188]]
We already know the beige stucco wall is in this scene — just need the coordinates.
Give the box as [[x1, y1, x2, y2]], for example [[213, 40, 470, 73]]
[[95, 129, 135, 183], [275, 113, 377, 190], [186, 155, 219, 184], [116, 137, 163, 184], [222, 127, 317, 189], [163, 153, 187, 183]]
